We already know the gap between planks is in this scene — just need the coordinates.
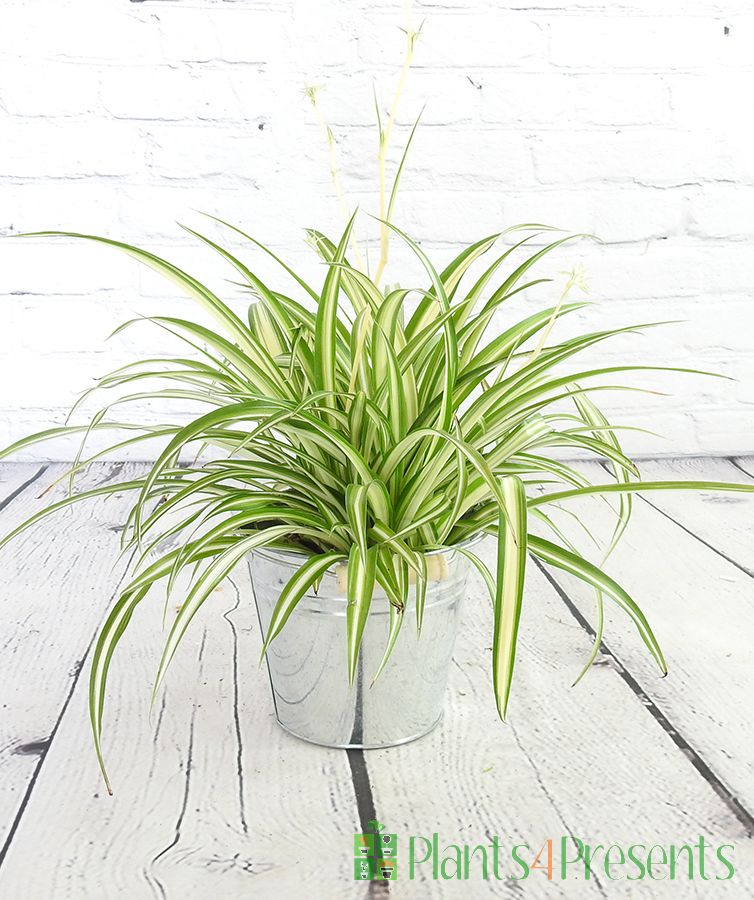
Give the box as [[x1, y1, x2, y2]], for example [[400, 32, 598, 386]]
[[540, 456, 754, 836], [0, 464, 362, 898], [1, 459, 753, 897], [0, 463, 146, 870]]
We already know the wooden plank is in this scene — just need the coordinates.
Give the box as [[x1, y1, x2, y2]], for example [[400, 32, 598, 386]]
[[0, 462, 146, 857], [2, 461, 753, 896], [622, 457, 754, 576], [365, 540, 754, 898], [0, 464, 49, 515], [533, 460, 754, 819], [732, 456, 754, 480], [0, 536, 363, 897], [140, 566, 364, 898]]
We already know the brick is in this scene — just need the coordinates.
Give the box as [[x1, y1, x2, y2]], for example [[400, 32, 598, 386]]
[[0, 241, 139, 296], [315, 69, 481, 128], [667, 71, 754, 131], [689, 184, 754, 239], [531, 129, 738, 186], [4, 296, 116, 353], [692, 408, 754, 455], [379, 183, 687, 245], [574, 239, 754, 299], [0, 1, 752, 457], [100, 66, 198, 121], [479, 72, 670, 127], [549, 16, 734, 71], [0, 62, 100, 117], [158, 7, 289, 65], [194, 67, 272, 121], [356, 12, 545, 67], [0, 3, 162, 63], [2, 119, 146, 177], [0, 181, 127, 235], [338, 127, 536, 189], [102, 63, 273, 126], [143, 122, 274, 181]]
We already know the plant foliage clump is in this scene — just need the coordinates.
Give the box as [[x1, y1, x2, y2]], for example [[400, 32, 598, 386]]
[[4, 216, 753, 791], [2, 15, 751, 790]]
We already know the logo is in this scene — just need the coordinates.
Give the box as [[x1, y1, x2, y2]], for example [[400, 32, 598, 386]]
[[353, 820, 398, 881], [351, 831, 736, 882]]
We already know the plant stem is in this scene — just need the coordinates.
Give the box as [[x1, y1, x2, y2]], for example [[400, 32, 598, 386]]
[[528, 264, 589, 365], [306, 86, 367, 272], [374, 3, 418, 288]]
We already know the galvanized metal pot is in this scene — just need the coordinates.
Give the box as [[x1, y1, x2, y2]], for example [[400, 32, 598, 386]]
[[248, 543, 476, 749]]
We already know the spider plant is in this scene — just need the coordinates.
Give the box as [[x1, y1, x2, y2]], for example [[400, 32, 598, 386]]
[[3, 217, 753, 791], [2, 12, 752, 791]]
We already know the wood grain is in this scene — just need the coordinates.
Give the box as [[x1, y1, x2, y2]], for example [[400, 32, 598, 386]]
[[534, 459, 754, 818], [0, 459, 752, 898], [365, 542, 754, 899], [0, 462, 145, 856], [731, 458, 754, 480], [625, 457, 754, 576], [0, 515, 362, 898]]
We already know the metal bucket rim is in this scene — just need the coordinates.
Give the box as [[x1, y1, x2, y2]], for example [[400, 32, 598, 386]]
[[251, 531, 485, 567]]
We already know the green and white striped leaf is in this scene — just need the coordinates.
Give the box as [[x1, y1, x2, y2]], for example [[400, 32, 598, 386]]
[[492, 475, 528, 720], [4, 202, 750, 791], [346, 544, 379, 684], [260, 551, 346, 659]]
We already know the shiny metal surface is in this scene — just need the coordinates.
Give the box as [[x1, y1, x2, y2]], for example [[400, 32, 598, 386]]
[[248, 545, 474, 749]]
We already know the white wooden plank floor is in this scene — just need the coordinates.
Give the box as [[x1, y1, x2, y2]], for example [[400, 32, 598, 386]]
[[0, 459, 752, 899]]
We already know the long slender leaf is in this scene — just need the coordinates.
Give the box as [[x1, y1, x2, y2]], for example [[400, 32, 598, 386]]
[[492, 476, 528, 720]]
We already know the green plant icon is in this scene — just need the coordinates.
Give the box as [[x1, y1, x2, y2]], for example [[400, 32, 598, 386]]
[[353, 826, 398, 880], [377, 858, 398, 880], [379, 833, 397, 856], [354, 857, 374, 880], [354, 833, 375, 856]]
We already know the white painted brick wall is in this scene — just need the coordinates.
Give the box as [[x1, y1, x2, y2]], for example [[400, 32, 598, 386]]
[[1, 0, 753, 460]]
